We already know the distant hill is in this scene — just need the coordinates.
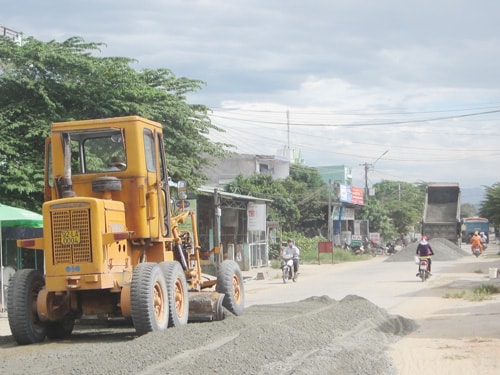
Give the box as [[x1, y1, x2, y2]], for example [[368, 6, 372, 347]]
[[461, 187, 485, 206]]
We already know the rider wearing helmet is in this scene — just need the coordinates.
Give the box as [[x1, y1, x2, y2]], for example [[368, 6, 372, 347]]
[[416, 236, 434, 276], [470, 231, 483, 254]]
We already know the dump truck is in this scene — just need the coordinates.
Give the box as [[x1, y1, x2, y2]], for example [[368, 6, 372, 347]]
[[421, 182, 461, 244], [7, 116, 245, 345]]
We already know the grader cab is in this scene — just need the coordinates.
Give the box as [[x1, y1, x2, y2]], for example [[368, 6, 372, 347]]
[[8, 116, 244, 345]]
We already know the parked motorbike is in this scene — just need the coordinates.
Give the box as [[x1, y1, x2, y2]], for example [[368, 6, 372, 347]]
[[385, 241, 399, 255], [343, 241, 364, 255], [281, 254, 296, 283], [418, 257, 431, 282], [370, 241, 388, 256]]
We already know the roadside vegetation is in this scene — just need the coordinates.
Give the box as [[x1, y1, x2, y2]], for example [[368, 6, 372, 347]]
[[443, 284, 499, 301]]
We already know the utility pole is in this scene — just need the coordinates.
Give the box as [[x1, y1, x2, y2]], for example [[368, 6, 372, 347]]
[[360, 150, 389, 198], [286, 109, 290, 161], [328, 179, 332, 241]]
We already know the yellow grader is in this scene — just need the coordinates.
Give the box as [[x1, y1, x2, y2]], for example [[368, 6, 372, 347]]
[[8, 116, 245, 345]]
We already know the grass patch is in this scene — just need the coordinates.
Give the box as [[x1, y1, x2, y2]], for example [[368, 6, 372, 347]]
[[443, 284, 499, 301], [443, 290, 467, 299], [270, 248, 371, 269]]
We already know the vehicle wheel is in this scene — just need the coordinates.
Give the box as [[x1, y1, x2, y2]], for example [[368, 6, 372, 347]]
[[130, 263, 169, 335], [46, 315, 75, 339], [420, 271, 426, 282], [7, 269, 47, 345], [159, 261, 189, 327], [216, 260, 245, 316], [282, 267, 287, 284]]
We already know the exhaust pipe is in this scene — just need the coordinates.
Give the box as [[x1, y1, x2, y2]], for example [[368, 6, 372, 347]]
[[61, 132, 76, 197]]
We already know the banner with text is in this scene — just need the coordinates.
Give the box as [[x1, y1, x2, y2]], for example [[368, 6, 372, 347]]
[[339, 185, 364, 205]]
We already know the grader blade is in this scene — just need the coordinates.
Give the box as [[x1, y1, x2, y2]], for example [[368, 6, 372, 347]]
[[188, 292, 225, 322]]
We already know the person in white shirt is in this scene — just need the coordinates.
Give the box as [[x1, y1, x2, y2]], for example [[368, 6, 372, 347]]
[[282, 239, 300, 274]]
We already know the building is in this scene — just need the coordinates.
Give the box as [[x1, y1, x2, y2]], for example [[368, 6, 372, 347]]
[[203, 153, 289, 186], [315, 165, 367, 246], [195, 152, 290, 270]]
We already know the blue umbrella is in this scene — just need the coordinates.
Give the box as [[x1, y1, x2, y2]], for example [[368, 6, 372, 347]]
[[0, 204, 43, 311]]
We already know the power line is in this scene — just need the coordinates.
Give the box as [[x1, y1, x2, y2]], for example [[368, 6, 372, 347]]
[[210, 108, 500, 127]]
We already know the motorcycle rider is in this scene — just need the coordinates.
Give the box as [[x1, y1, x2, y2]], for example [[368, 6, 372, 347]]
[[470, 231, 483, 254], [480, 232, 488, 249], [416, 236, 434, 276], [282, 239, 300, 276]]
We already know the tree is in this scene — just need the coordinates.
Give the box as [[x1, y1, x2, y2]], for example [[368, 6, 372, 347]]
[[0, 36, 228, 211], [284, 164, 329, 235], [224, 164, 328, 234], [479, 183, 500, 226], [359, 180, 425, 240], [359, 197, 396, 240]]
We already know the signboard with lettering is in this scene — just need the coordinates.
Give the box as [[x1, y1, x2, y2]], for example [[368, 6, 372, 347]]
[[247, 202, 267, 231], [339, 185, 364, 205]]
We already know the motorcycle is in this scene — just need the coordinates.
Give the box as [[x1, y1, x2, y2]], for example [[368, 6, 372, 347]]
[[370, 240, 388, 256], [385, 241, 400, 255], [281, 254, 296, 283], [343, 241, 364, 255], [418, 257, 431, 282], [472, 246, 482, 258]]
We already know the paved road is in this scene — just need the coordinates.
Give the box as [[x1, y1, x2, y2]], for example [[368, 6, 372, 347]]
[[2, 242, 499, 337], [243, 242, 500, 313]]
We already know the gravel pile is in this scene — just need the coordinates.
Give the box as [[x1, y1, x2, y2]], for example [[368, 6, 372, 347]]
[[385, 238, 468, 262], [0, 295, 416, 375]]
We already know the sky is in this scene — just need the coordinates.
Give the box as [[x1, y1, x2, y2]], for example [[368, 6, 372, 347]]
[[3, 1, 500, 202]]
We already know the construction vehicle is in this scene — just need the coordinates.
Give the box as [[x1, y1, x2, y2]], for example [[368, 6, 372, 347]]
[[7, 116, 245, 345], [421, 182, 461, 244]]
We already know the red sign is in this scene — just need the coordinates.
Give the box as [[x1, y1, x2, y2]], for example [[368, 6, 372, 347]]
[[350, 187, 364, 205]]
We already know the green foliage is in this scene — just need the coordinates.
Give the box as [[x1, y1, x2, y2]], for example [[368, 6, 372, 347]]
[[0, 36, 228, 210], [225, 174, 300, 230], [360, 180, 424, 240], [269, 231, 367, 265], [443, 284, 498, 301], [479, 183, 500, 226], [225, 165, 328, 234], [359, 197, 396, 240], [286, 164, 329, 236]]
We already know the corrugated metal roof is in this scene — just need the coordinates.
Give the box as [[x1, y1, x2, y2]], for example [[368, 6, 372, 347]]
[[197, 186, 273, 202]]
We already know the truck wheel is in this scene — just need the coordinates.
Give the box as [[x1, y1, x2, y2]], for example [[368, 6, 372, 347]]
[[46, 315, 75, 340], [216, 260, 245, 316], [159, 261, 189, 327], [7, 269, 47, 345], [130, 263, 169, 335]]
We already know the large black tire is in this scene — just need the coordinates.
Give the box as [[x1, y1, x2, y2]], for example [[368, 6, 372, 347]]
[[159, 261, 189, 327], [130, 263, 169, 335], [216, 260, 245, 316], [46, 315, 75, 340], [7, 269, 47, 345]]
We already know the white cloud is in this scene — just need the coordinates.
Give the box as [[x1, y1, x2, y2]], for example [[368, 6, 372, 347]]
[[3, 0, 500, 191]]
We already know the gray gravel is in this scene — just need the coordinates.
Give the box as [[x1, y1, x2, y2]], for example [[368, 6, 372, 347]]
[[0, 295, 416, 374], [385, 238, 468, 262]]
